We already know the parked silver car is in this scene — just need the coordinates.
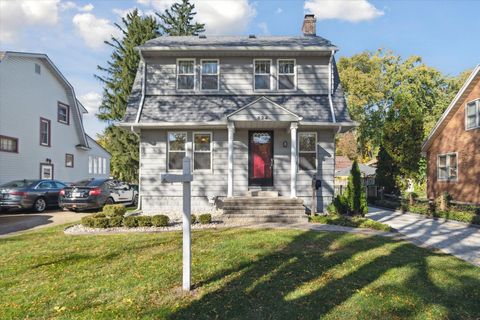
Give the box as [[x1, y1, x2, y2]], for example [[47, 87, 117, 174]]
[[0, 179, 68, 212]]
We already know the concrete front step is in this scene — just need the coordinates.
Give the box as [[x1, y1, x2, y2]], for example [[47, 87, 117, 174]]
[[246, 190, 279, 197]]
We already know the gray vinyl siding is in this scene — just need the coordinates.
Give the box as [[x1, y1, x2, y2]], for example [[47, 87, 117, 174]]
[[145, 56, 329, 96], [139, 128, 334, 216]]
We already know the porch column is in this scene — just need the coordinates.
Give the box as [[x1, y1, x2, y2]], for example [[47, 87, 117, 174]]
[[227, 121, 235, 197], [290, 122, 298, 198]]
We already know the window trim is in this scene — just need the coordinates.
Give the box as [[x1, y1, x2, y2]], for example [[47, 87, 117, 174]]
[[465, 98, 480, 130], [253, 59, 273, 92], [65, 153, 74, 168], [200, 59, 220, 92], [39, 163, 54, 180], [39, 117, 51, 147], [298, 131, 317, 172], [277, 59, 297, 91], [167, 131, 188, 172], [437, 152, 458, 182], [0, 135, 19, 153], [57, 102, 70, 125], [176, 58, 196, 91], [193, 131, 213, 172]]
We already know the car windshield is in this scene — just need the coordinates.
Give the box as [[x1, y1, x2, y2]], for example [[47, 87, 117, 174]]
[[72, 179, 106, 187], [1, 180, 36, 188]]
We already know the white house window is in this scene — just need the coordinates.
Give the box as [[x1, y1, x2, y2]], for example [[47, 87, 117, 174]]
[[278, 59, 296, 90], [89, 156, 107, 174], [177, 59, 195, 90], [254, 59, 271, 90], [168, 132, 187, 170], [299, 132, 317, 171], [57, 102, 69, 124], [193, 132, 212, 171], [0, 135, 18, 153], [40, 118, 51, 147], [466, 99, 479, 130], [201, 60, 219, 91], [438, 153, 458, 180]]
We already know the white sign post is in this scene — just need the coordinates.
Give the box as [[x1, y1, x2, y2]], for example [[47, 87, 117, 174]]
[[161, 157, 193, 291]]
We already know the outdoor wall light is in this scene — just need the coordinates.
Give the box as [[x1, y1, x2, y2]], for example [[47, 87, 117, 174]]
[[46, 158, 52, 164], [283, 141, 288, 148]]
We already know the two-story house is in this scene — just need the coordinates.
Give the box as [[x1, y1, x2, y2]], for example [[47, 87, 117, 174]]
[[120, 15, 355, 219], [422, 65, 480, 205], [0, 51, 111, 185]]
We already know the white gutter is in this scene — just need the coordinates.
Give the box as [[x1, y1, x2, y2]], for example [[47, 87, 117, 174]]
[[328, 50, 336, 123], [134, 52, 147, 124]]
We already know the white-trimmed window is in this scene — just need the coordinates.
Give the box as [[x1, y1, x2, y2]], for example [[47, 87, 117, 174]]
[[57, 102, 69, 124], [168, 132, 187, 170], [278, 59, 296, 90], [193, 132, 212, 171], [299, 132, 317, 171], [201, 60, 219, 91], [254, 59, 272, 91], [466, 99, 480, 130], [40, 118, 51, 147], [89, 156, 107, 174], [177, 59, 195, 90], [438, 153, 458, 181]]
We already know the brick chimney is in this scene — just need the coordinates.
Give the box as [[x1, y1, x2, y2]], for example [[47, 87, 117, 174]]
[[301, 14, 316, 36]]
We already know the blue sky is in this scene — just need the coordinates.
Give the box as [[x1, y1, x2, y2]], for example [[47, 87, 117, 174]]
[[1, 0, 479, 137]]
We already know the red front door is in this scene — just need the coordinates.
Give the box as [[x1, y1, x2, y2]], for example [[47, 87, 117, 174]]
[[248, 131, 273, 186]]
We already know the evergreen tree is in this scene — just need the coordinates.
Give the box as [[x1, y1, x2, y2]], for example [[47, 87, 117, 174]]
[[95, 10, 159, 182], [156, 0, 205, 36], [344, 160, 368, 216], [375, 144, 399, 194]]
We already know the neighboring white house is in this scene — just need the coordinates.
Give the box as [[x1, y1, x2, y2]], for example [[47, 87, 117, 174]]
[[0, 51, 110, 185]]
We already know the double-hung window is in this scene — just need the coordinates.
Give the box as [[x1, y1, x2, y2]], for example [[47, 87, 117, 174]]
[[177, 59, 195, 90], [299, 132, 317, 171], [193, 132, 212, 171], [278, 59, 296, 90], [40, 118, 51, 147], [65, 154, 74, 168], [57, 102, 69, 124], [168, 132, 187, 170], [438, 153, 458, 181], [201, 60, 219, 91], [466, 99, 479, 130], [254, 59, 272, 91], [0, 135, 18, 153]]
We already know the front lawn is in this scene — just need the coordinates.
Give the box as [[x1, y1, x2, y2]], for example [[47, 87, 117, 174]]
[[1, 226, 479, 319], [310, 214, 393, 232]]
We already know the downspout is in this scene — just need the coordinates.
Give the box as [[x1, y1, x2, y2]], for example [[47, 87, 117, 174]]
[[131, 50, 147, 212], [328, 49, 337, 124]]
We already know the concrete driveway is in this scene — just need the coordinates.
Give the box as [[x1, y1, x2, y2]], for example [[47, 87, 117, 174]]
[[0, 209, 90, 237], [367, 206, 480, 266]]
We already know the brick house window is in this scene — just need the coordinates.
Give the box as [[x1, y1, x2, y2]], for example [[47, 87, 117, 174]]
[[298, 132, 317, 171], [40, 118, 51, 147], [177, 59, 195, 90], [466, 99, 479, 130], [65, 154, 74, 167], [167, 132, 187, 171], [0, 135, 18, 153], [438, 153, 457, 181], [57, 102, 70, 124]]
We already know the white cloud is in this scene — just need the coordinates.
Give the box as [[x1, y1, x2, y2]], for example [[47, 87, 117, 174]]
[[61, 2, 93, 12], [304, 0, 384, 22], [0, 0, 59, 43], [79, 91, 102, 115], [137, 0, 256, 34], [112, 7, 144, 18], [276, 8, 283, 14], [258, 22, 269, 35], [72, 13, 121, 49]]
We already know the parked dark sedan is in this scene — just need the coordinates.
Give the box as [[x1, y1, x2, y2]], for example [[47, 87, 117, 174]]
[[59, 178, 115, 211], [0, 179, 68, 212]]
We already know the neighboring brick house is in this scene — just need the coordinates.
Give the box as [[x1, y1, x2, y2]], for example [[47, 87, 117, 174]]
[[422, 65, 480, 205]]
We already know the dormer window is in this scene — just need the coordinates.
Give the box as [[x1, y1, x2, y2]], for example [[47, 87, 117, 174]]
[[254, 59, 272, 91], [201, 59, 219, 91], [177, 59, 195, 90], [466, 99, 479, 130], [278, 59, 296, 90]]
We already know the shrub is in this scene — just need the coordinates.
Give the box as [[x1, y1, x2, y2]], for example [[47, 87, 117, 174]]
[[309, 214, 392, 231], [326, 203, 338, 215], [93, 213, 106, 218], [93, 217, 110, 229], [151, 215, 169, 227], [137, 216, 152, 227], [103, 204, 126, 217], [123, 216, 138, 228], [333, 195, 349, 215], [108, 216, 123, 228], [343, 160, 368, 216], [191, 214, 197, 224], [81, 216, 96, 228], [198, 214, 212, 224]]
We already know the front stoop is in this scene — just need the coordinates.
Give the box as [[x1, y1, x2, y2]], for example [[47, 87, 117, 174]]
[[221, 196, 308, 224]]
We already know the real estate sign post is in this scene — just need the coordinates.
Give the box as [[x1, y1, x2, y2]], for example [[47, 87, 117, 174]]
[[161, 157, 193, 291]]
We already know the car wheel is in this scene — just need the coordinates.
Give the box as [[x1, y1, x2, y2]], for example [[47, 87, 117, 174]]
[[132, 194, 139, 207], [33, 198, 47, 213], [105, 197, 114, 205]]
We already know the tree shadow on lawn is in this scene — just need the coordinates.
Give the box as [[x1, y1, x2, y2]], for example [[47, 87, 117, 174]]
[[165, 231, 480, 320]]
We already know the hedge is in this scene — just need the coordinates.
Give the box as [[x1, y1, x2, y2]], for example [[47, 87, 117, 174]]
[[103, 204, 127, 217], [137, 216, 152, 227], [198, 214, 212, 224], [151, 215, 169, 227]]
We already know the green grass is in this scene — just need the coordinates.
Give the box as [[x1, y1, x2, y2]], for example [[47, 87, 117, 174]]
[[310, 214, 393, 232], [1, 226, 479, 319]]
